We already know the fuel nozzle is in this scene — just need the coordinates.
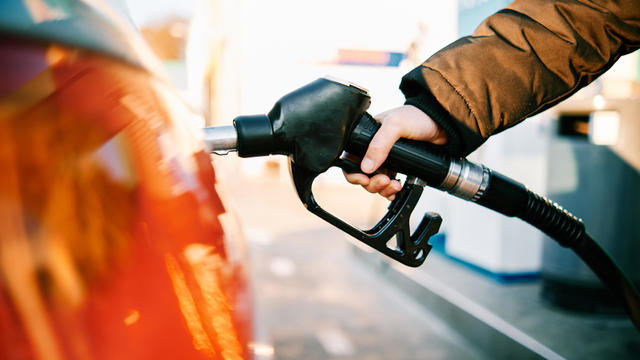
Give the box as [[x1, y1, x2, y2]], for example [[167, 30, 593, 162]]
[[203, 77, 443, 267]]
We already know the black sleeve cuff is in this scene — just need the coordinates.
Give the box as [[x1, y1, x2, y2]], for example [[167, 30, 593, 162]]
[[400, 66, 484, 157]]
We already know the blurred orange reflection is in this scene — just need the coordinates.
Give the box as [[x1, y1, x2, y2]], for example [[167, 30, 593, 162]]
[[0, 39, 252, 359], [124, 310, 141, 326]]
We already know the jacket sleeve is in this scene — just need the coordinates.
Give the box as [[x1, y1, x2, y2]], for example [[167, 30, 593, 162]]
[[401, 0, 640, 156]]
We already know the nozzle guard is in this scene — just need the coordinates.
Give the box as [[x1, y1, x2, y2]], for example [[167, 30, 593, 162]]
[[289, 158, 442, 267]]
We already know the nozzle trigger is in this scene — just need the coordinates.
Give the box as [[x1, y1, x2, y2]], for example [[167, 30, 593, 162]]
[[289, 159, 442, 267]]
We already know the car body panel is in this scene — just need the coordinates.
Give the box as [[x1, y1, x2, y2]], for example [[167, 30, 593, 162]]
[[0, 2, 253, 359], [0, 0, 163, 74]]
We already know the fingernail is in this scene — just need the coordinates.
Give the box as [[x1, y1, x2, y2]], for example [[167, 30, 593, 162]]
[[361, 158, 374, 173]]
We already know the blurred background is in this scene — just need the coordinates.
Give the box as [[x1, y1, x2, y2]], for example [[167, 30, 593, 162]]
[[124, 0, 640, 358], [3, 0, 637, 358]]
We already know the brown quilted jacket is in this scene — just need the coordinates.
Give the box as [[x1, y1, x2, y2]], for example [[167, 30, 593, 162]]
[[401, 0, 640, 156]]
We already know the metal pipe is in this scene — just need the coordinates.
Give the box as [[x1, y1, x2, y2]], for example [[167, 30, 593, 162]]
[[203, 125, 237, 155]]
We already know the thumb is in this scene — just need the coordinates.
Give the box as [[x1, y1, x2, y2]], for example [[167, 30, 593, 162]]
[[360, 119, 401, 174]]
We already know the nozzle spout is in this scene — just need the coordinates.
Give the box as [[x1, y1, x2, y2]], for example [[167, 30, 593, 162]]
[[203, 125, 237, 155]]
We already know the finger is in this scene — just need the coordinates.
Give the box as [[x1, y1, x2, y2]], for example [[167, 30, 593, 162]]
[[360, 119, 400, 174], [379, 180, 402, 198], [343, 171, 370, 186], [363, 174, 391, 193]]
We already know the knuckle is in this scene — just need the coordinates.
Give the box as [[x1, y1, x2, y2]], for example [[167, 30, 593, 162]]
[[382, 115, 403, 131], [344, 173, 357, 181]]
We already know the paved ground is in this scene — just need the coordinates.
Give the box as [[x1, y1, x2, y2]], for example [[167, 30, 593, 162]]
[[214, 157, 483, 359], [246, 227, 483, 360]]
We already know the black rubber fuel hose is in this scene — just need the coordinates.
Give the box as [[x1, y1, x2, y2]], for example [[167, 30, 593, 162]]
[[478, 171, 640, 331]]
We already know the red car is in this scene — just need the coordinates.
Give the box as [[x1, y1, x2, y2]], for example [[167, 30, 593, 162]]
[[0, 1, 255, 359]]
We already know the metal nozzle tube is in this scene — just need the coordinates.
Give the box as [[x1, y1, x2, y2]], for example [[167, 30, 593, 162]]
[[203, 126, 238, 154]]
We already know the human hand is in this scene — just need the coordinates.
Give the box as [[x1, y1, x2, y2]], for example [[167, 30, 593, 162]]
[[343, 105, 447, 200]]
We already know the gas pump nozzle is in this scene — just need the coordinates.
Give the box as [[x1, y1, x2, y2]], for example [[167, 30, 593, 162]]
[[203, 77, 581, 267], [202, 77, 581, 263], [205, 78, 447, 266]]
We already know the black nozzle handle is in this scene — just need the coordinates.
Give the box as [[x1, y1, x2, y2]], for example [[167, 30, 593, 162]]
[[345, 113, 452, 187]]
